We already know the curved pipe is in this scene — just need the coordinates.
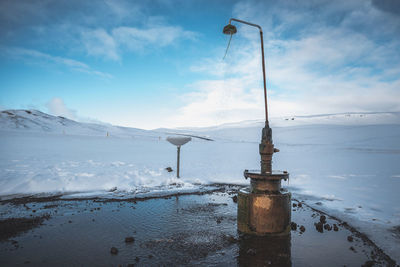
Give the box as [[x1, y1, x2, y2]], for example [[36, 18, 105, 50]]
[[227, 18, 269, 124]]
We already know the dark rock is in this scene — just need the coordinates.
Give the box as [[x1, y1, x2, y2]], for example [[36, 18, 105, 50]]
[[333, 224, 339, 231], [216, 218, 222, 224], [135, 257, 140, 262], [232, 195, 238, 203], [299, 225, 306, 233], [148, 254, 153, 259], [362, 260, 375, 267], [110, 247, 118, 255], [315, 222, 323, 233], [347, 236, 353, 242], [349, 246, 356, 252], [165, 167, 173, 172], [324, 224, 332, 231], [125, 236, 135, 243], [298, 203, 302, 208], [247, 248, 257, 255], [224, 235, 238, 244], [292, 203, 297, 207], [320, 215, 326, 224], [68, 220, 72, 223], [290, 222, 297, 231]]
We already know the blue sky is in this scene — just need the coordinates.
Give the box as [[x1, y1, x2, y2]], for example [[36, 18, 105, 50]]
[[1, 0, 399, 129]]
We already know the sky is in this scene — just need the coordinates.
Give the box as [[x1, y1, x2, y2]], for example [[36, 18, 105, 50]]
[[0, 0, 399, 129]]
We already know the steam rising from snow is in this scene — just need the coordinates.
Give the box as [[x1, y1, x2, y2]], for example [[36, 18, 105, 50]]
[[46, 98, 77, 121]]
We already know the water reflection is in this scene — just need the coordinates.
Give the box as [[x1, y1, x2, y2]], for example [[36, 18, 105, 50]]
[[237, 233, 291, 267]]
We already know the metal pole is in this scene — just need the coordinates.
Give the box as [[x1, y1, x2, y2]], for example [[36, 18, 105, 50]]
[[228, 18, 269, 124], [177, 146, 181, 178], [260, 31, 268, 125]]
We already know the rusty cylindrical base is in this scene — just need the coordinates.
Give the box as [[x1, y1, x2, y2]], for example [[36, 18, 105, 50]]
[[237, 187, 291, 235]]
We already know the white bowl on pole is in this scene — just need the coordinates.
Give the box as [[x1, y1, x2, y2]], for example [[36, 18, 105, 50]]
[[166, 136, 191, 178]]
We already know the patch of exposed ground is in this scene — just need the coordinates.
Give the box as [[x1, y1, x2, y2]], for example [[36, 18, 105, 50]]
[[0, 214, 50, 241]]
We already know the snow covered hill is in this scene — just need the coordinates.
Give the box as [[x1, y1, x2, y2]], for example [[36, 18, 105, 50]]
[[0, 109, 154, 139], [157, 111, 400, 143], [2, 109, 400, 142]]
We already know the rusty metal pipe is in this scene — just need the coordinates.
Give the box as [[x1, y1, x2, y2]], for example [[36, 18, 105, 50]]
[[227, 18, 269, 124]]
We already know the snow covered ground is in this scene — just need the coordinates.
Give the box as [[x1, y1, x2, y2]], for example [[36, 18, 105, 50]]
[[1, 109, 400, 261]]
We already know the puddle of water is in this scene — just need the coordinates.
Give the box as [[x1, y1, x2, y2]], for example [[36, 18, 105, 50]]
[[0, 192, 395, 266]]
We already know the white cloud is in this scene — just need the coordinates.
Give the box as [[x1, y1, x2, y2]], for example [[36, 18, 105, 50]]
[[4, 47, 113, 79], [169, 76, 265, 127], [46, 98, 77, 120], [80, 25, 197, 60], [113, 25, 196, 50], [81, 29, 120, 61], [168, 0, 400, 127]]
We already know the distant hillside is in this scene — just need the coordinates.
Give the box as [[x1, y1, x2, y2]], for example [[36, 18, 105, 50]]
[[0, 109, 214, 141], [155, 111, 400, 142], [0, 109, 154, 138], [1, 109, 399, 142]]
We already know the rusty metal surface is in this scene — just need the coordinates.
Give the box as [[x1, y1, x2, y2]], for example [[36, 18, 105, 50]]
[[244, 170, 289, 181], [250, 178, 282, 192], [238, 111, 290, 236], [238, 188, 291, 235], [222, 24, 237, 35]]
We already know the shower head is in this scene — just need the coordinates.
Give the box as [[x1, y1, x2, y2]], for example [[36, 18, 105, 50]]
[[223, 24, 237, 35]]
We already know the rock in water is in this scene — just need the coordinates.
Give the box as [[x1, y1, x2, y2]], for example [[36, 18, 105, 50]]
[[110, 247, 118, 255], [165, 167, 173, 172], [125, 236, 135, 243], [232, 195, 238, 203], [291, 222, 297, 231], [315, 222, 324, 233]]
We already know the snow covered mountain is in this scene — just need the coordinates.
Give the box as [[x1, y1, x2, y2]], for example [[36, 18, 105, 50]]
[[157, 111, 400, 143], [0, 109, 155, 138], [2, 109, 400, 140]]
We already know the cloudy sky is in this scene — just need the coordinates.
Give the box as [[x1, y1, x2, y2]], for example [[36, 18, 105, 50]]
[[1, 0, 399, 129]]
